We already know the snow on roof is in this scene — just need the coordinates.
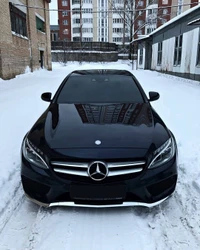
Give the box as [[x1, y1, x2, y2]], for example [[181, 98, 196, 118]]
[[188, 17, 200, 25], [132, 35, 150, 43]]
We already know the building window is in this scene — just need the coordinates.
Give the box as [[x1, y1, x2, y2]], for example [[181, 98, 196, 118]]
[[36, 16, 45, 32], [62, 11, 68, 16], [9, 3, 27, 37], [82, 37, 93, 42], [113, 28, 123, 33], [162, 0, 168, 4], [163, 9, 168, 15], [157, 42, 162, 65], [63, 20, 68, 25], [161, 18, 167, 24], [138, 20, 144, 26], [82, 18, 93, 23], [138, 0, 144, 6], [113, 37, 123, 42], [113, 18, 123, 23], [148, 0, 157, 4], [73, 27, 80, 33], [73, 37, 81, 41], [196, 30, 200, 65], [73, 19, 80, 24], [63, 29, 68, 35], [62, 0, 68, 6], [174, 35, 183, 66], [139, 48, 143, 65]]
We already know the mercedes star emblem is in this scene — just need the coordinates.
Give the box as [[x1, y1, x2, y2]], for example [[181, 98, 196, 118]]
[[88, 161, 108, 181], [95, 140, 101, 145]]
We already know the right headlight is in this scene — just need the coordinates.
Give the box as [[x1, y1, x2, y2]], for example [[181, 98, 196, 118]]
[[22, 138, 49, 169], [148, 137, 175, 169]]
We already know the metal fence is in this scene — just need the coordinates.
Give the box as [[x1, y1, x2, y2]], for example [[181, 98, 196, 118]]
[[51, 41, 118, 52]]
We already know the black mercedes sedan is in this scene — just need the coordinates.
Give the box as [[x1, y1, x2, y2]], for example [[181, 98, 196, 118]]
[[21, 69, 178, 208]]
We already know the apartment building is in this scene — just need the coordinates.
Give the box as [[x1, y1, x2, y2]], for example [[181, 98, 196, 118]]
[[56, 0, 199, 44], [134, 0, 199, 39], [0, 0, 52, 80], [58, 0, 71, 40], [57, 0, 131, 44]]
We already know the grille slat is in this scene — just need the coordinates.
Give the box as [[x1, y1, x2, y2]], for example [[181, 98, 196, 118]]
[[51, 161, 88, 168], [108, 161, 145, 168], [51, 160, 145, 178], [54, 168, 88, 176], [109, 168, 143, 176]]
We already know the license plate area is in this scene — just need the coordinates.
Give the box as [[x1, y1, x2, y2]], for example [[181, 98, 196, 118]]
[[70, 184, 126, 201]]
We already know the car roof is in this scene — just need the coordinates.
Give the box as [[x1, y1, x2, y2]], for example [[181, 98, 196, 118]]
[[70, 69, 133, 76]]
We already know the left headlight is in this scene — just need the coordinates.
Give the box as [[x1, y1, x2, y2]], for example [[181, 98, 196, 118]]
[[148, 137, 175, 169], [22, 138, 49, 169]]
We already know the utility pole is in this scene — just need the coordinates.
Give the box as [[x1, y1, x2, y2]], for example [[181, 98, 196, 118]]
[[123, 0, 126, 47], [80, 0, 83, 43]]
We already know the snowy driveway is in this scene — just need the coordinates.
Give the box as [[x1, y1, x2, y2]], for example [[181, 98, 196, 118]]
[[0, 62, 200, 250]]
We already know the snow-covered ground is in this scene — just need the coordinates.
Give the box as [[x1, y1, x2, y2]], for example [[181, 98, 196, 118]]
[[0, 61, 200, 250]]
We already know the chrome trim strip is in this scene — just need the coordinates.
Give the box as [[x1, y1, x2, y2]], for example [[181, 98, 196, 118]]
[[54, 168, 88, 176], [108, 168, 143, 176], [108, 161, 145, 168], [25, 193, 169, 208], [51, 161, 88, 168], [49, 197, 169, 208]]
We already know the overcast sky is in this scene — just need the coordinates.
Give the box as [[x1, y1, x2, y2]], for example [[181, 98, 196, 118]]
[[49, 0, 58, 25]]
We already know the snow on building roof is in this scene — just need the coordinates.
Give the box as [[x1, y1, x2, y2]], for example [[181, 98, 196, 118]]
[[188, 17, 200, 25], [131, 35, 150, 43]]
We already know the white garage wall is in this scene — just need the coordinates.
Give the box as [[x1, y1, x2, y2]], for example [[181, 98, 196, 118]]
[[151, 27, 200, 75]]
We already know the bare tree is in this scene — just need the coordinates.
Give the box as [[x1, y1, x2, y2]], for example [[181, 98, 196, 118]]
[[109, 0, 134, 56]]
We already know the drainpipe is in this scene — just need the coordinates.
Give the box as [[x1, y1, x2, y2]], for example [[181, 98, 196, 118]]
[[26, 0, 33, 72]]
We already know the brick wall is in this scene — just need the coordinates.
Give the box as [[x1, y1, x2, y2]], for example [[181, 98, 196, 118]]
[[0, 0, 52, 80]]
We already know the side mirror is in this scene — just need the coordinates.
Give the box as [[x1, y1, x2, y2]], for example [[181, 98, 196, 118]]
[[41, 92, 52, 102], [149, 91, 160, 102]]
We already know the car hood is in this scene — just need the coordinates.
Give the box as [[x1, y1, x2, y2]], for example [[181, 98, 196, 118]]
[[38, 103, 169, 151]]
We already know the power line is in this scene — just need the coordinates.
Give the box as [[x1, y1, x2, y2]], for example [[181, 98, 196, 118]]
[[12, 2, 200, 13]]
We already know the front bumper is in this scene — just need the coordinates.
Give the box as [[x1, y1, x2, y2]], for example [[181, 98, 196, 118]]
[[21, 154, 178, 208]]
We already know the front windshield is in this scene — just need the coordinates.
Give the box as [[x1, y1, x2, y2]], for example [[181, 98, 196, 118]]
[[56, 74, 144, 103]]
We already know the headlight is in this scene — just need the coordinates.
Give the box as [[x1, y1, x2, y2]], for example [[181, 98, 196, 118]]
[[148, 138, 175, 169], [22, 138, 49, 169]]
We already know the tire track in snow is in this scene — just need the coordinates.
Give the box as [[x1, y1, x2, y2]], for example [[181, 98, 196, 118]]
[[0, 166, 24, 233], [24, 206, 160, 250], [24, 206, 79, 250], [146, 169, 200, 250], [0, 164, 41, 250]]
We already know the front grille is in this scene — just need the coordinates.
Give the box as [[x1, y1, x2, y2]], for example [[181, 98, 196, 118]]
[[51, 160, 146, 178]]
